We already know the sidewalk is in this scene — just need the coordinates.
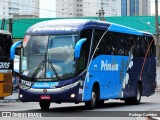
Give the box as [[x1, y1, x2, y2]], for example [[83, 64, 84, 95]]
[[0, 92, 19, 103], [156, 84, 160, 92]]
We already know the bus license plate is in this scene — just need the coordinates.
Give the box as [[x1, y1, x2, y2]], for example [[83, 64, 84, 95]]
[[40, 95, 50, 100]]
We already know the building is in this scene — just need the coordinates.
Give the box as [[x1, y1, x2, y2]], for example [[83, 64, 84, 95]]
[[0, 0, 39, 19], [56, 0, 151, 18], [83, 0, 100, 17], [19, 0, 39, 17], [101, 0, 121, 16], [56, 0, 83, 17], [1, 0, 18, 18], [0, 0, 152, 19], [122, 0, 150, 16]]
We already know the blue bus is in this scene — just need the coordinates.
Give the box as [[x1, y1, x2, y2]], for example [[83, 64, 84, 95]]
[[11, 19, 156, 110]]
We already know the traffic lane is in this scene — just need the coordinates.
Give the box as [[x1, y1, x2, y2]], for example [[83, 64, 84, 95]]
[[0, 98, 160, 112], [0, 101, 155, 112]]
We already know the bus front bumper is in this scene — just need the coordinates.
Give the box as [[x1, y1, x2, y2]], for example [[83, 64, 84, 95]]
[[19, 82, 82, 102]]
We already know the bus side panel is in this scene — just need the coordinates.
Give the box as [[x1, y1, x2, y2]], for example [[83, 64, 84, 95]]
[[141, 57, 156, 96], [101, 71, 116, 99], [0, 72, 12, 97], [82, 55, 131, 101], [82, 55, 156, 101], [3, 73, 13, 97], [82, 71, 116, 101], [82, 75, 94, 101], [122, 58, 145, 98], [0, 74, 3, 97]]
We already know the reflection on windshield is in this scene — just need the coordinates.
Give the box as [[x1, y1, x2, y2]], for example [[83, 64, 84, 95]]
[[21, 35, 77, 80], [47, 35, 76, 78]]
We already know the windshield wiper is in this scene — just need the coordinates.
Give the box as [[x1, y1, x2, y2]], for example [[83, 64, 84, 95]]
[[32, 60, 60, 80], [48, 60, 60, 80], [32, 60, 44, 78]]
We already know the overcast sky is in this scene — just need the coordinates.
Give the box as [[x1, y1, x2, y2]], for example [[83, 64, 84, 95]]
[[39, 0, 56, 18], [39, 0, 159, 18]]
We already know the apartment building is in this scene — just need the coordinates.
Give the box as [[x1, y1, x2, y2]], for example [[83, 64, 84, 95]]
[[0, 0, 39, 19]]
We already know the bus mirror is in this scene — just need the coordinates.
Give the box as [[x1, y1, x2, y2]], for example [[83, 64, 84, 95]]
[[74, 38, 87, 58], [10, 41, 22, 60]]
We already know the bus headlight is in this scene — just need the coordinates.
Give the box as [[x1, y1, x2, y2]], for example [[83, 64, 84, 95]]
[[71, 94, 75, 98], [20, 94, 23, 98]]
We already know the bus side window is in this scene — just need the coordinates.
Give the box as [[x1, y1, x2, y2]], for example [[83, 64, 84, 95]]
[[131, 36, 139, 57], [138, 37, 145, 57], [0, 46, 4, 56], [147, 36, 155, 57], [93, 29, 105, 57], [117, 33, 126, 56]]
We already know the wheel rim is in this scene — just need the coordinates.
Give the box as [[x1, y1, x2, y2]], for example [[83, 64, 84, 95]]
[[92, 91, 96, 106], [137, 87, 141, 101]]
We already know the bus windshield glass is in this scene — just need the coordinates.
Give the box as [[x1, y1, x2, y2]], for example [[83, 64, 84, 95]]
[[0, 33, 12, 58], [21, 34, 77, 79]]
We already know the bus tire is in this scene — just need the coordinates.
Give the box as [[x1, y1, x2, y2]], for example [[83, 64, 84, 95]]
[[39, 101, 50, 110], [85, 87, 97, 109], [96, 100, 104, 107], [125, 84, 142, 105]]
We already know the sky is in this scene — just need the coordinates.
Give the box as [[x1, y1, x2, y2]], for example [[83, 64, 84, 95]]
[[39, 0, 56, 18], [150, 0, 160, 15], [39, 0, 159, 18], [151, 0, 155, 15]]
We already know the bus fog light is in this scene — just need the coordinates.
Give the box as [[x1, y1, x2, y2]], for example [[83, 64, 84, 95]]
[[20, 94, 23, 98], [71, 94, 75, 98]]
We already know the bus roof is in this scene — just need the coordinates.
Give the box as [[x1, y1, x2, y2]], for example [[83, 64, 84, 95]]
[[0, 30, 11, 35], [26, 19, 153, 37]]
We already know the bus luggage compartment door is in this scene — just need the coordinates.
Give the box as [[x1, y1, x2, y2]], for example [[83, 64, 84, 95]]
[[0, 72, 13, 97]]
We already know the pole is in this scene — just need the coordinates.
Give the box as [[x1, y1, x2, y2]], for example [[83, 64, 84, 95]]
[[9, 18, 13, 33], [155, 0, 159, 66], [96, 9, 105, 21], [1, 18, 5, 30]]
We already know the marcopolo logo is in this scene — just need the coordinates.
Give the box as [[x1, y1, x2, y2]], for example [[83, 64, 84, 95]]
[[0, 62, 10, 69]]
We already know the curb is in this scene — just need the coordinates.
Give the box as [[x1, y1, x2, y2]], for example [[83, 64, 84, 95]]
[[0, 99, 19, 103], [155, 85, 160, 92]]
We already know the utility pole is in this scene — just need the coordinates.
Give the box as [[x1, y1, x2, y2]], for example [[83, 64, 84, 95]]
[[96, 9, 105, 21], [1, 18, 5, 30], [8, 18, 13, 33], [96, 2, 105, 21], [155, 0, 159, 66]]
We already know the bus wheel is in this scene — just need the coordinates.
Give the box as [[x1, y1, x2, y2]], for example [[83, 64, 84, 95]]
[[39, 101, 50, 110], [132, 84, 142, 104], [85, 87, 97, 109], [125, 84, 142, 105], [96, 100, 104, 107]]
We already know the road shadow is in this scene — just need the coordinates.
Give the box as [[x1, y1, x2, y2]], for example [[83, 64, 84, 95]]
[[22, 101, 157, 112]]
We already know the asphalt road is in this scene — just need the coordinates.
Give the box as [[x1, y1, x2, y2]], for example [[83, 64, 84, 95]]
[[0, 92, 160, 120]]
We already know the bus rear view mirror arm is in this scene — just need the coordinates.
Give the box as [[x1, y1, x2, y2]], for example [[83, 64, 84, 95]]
[[74, 38, 87, 58], [10, 41, 22, 60]]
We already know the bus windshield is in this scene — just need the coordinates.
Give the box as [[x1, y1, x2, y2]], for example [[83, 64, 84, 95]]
[[21, 34, 77, 79], [0, 33, 12, 58]]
